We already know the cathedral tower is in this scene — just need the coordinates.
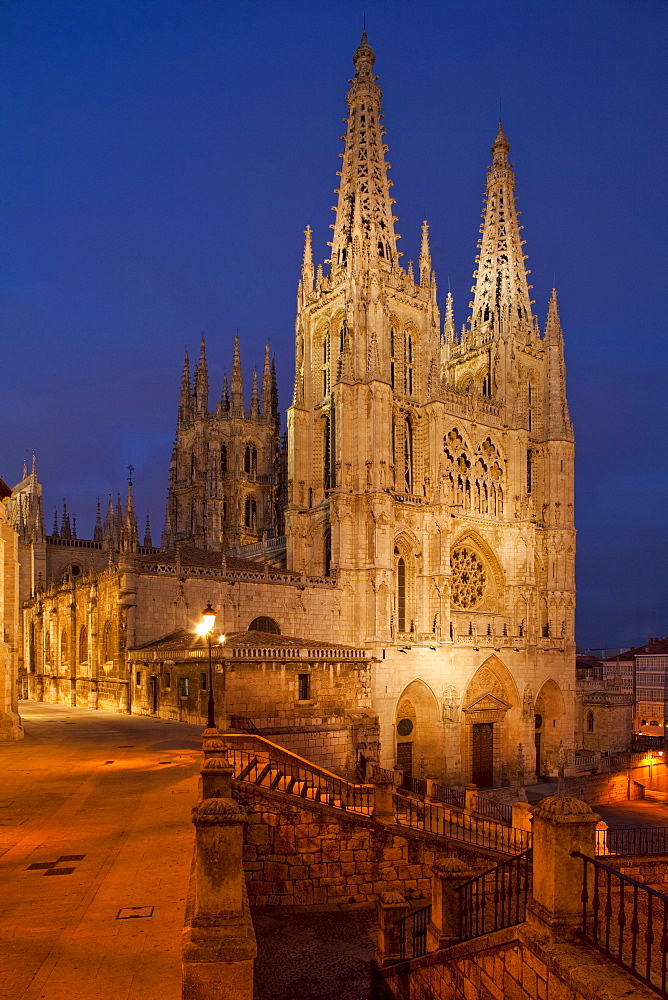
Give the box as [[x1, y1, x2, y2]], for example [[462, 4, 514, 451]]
[[163, 337, 282, 551], [288, 36, 576, 786]]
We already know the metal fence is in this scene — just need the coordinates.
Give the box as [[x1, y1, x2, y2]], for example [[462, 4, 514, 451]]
[[397, 903, 432, 960], [475, 794, 513, 826], [597, 826, 668, 857], [457, 849, 532, 942], [573, 851, 668, 998], [431, 783, 466, 810], [394, 795, 531, 855]]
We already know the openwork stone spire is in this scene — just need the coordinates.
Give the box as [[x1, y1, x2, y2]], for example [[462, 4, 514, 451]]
[[329, 32, 399, 274], [469, 123, 534, 340]]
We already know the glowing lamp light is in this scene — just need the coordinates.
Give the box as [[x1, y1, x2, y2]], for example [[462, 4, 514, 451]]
[[201, 603, 216, 632]]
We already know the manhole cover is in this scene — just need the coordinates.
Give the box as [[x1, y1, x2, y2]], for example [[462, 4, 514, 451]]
[[117, 906, 154, 919]]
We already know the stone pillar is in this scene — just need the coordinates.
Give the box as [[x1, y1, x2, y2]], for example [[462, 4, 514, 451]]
[[182, 790, 256, 999], [118, 679, 130, 714], [375, 891, 411, 966], [425, 778, 437, 802], [512, 800, 533, 834], [372, 776, 395, 824], [464, 783, 478, 814], [427, 857, 477, 951], [527, 794, 600, 940], [88, 678, 98, 710]]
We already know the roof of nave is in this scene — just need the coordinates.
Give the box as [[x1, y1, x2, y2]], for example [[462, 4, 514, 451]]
[[130, 628, 367, 657], [604, 637, 668, 661], [141, 545, 300, 580]]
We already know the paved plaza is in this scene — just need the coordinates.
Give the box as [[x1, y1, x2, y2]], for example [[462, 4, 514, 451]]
[[0, 702, 202, 1000]]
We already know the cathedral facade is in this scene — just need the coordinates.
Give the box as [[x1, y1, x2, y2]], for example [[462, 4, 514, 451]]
[[15, 34, 576, 787]]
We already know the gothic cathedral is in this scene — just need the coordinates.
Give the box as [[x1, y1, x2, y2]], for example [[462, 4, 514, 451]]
[[13, 34, 576, 788], [287, 33, 575, 783]]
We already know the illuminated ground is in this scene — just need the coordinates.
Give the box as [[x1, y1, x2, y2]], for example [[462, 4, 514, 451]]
[[0, 702, 202, 1000]]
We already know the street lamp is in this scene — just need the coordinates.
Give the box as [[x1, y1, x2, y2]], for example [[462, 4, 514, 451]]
[[198, 602, 218, 729]]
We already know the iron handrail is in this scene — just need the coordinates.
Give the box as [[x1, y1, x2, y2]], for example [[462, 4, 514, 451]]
[[397, 903, 432, 960], [456, 849, 532, 942], [227, 746, 374, 815], [597, 826, 668, 857], [475, 794, 513, 826], [573, 851, 668, 998], [394, 794, 531, 855]]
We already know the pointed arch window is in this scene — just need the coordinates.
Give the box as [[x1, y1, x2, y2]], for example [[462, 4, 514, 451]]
[[323, 416, 331, 491], [527, 382, 533, 432], [390, 327, 396, 389], [78, 625, 88, 664], [587, 710, 594, 733], [397, 557, 406, 633], [220, 443, 227, 474], [322, 332, 330, 398], [244, 444, 257, 476], [404, 417, 413, 492], [61, 628, 68, 666], [404, 333, 414, 395], [526, 450, 533, 494], [190, 451, 196, 477], [244, 496, 257, 530], [102, 620, 112, 662], [324, 529, 332, 577]]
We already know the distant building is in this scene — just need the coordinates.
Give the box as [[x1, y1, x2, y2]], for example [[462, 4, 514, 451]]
[[0, 476, 23, 740], [606, 638, 668, 730]]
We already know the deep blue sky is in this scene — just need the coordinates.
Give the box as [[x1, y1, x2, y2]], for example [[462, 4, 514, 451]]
[[1, 1, 666, 649]]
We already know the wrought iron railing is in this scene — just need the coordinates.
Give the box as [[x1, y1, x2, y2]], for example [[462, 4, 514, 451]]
[[227, 746, 374, 815], [401, 772, 427, 797], [397, 903, 432, 960], [395, 795, 531, 855], [475, 794, 513, 826], [597, 827, 668, 857], [573, 852, 668, 998], [431, 783, 466, 810], [456, 850, 532, 942]]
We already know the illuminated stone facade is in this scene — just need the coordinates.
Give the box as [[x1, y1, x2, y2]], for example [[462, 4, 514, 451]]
[[18, 34, 576, 786]]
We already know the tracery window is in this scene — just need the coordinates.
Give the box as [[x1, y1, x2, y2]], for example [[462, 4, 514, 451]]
[[404, 333, 414, 395], [450, 547, 486, 610]]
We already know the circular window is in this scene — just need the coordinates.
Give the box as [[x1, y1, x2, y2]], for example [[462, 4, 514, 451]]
[[397, 718, 414, 737], [534, 713, 543, 730], [451, 547, 486, 609]]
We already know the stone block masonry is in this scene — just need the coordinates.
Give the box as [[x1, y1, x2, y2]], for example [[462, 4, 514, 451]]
[[234, 781, 489, 908]]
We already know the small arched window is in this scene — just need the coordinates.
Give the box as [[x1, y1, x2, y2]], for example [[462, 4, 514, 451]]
[[102, 620, 112, 662], [78, 625, 88, 664], [248, 617, 281, 635], [586, 710, 594, 733], [220, 443, 227, 474]]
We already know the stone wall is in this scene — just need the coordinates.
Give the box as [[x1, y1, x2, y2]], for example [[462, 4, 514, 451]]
[[379, 924, 656, 1000], [234, 781, 488, 908]]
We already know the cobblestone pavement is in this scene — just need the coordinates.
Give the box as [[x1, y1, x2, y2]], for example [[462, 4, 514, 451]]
[[253, 905, 376, 1000]]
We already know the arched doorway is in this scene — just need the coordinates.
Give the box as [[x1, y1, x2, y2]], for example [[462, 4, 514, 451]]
[[462, 656, 519, 788], [395, 680, 441, 780], [534, 680, 565, 778]]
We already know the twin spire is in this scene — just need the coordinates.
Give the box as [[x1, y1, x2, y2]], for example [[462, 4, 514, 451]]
[[329, 31, 399, 272]]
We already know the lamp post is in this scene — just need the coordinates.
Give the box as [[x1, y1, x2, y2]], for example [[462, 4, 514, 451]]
[[200, 603, 217, 729]]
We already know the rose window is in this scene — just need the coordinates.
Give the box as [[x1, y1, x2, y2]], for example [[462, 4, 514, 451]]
[[451, 547, 486, 609]]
